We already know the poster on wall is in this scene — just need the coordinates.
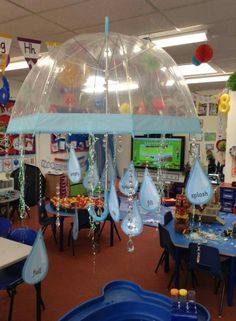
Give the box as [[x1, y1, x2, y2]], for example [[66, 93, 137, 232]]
[[0, 101, 36, 156], [197, 103, 207, 116], [208, 102, 218, 116], [51, 134, 89, 153]]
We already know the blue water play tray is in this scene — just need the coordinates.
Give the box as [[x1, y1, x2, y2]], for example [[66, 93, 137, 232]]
[[58, 280, 210, 321]]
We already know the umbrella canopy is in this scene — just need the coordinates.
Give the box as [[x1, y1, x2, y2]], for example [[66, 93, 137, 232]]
[[7, 32, 200, 135]]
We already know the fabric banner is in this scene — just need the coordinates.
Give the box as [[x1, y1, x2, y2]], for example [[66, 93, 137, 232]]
[[17, 37, 41, 69], [46, 41, 61, 53]]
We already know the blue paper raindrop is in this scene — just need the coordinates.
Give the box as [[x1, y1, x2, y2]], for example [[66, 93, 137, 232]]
[[101, 149, 117, 190], [139, 168, 160, 211], [119, 162, 138, 196], [83, 162, 99, 191], [22, 230, 48, 285], [186, 158, 213, 205], [72, 208, 79, 240], [68, 146, 81, 183], [108, 180, 120, 222], [121, 200, 143, 237]]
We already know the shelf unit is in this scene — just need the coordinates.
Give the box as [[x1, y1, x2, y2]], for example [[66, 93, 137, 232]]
[[219, 183, 236, 213]]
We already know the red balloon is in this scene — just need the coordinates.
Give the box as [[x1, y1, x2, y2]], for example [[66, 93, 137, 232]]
[[152, 98, 165, 112], [195, 44, 213, 63]]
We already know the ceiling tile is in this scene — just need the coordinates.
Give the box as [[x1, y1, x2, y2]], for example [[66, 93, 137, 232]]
[[164, 0, 236, 28], [10, 0, 86, 13], [0, 1, 30, 23], [74, 12, 173, 36], [149, 0, 212, 10], [0, 15, 66, 38], [40, 0, 154, 30]]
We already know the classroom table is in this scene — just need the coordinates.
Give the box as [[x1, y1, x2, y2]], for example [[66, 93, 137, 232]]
[[0, 236, 32, 269], [164, 213, 236, 306], [0, 190, 20, 219]]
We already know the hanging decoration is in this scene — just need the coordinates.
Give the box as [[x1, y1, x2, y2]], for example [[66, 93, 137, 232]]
[[22, 229, 48, 285], [17, 37, 41, 69], [185, 158, 213, 206], [108, 180, 120, 222], [7, 16, 201, 252], [0, 75, 10, 105], [139, 167, 160, 212], [195, 44, 213, 63], [218, 93, 230, 113], [68, 146, 81, 183]]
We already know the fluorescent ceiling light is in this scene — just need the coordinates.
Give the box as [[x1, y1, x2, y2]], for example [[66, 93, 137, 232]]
[[152, 31, 207, 48], [178, 63, 217, 76], [82, 76, 139, 93], [185, 75, 230, 84], [5, 60, 28, 71]]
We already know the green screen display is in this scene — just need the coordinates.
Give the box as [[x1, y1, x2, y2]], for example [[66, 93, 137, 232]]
[[132, 137, 185, 171]]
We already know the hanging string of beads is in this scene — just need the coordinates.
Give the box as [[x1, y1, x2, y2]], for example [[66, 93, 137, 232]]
[[18, 135, 29, 220], [55, 183, 60, 227], [88, 133, 99, 262], [156, 135, 165, 220], [127, 165, 135, 253]]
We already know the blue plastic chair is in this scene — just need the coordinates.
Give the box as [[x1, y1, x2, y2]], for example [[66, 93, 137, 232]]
[[0, 217, 12, 238], [155, 211, 173, 273], [0, 228, 45, 321], [186, 242, 229, 317]]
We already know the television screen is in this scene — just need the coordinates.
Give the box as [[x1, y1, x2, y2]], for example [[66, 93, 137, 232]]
[[131, 136, 185, 172]]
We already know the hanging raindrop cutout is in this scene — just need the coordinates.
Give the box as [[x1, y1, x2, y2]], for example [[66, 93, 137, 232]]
[[121, 200, 143, 237], [119, 161, 138, 196], [83, 161, 99, 192], [108, 180, 120, 222], [22, 230, 48, 285], [139, 167, 160, 211], [185, 158, 213, 205], [68, 146, 81, 183]]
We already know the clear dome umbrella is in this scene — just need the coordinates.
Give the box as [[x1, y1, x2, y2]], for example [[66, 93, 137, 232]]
[[7, 17, 200, 250]]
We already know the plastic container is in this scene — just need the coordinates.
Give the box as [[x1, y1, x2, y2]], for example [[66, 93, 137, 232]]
[[58, 280, 210, 321]]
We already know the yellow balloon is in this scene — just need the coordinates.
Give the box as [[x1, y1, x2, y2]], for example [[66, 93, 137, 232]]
[[119, 103, 130, 114], [219, 102, 230, 113], [219, 93, 230, 104], [57, 62, 89, 88]]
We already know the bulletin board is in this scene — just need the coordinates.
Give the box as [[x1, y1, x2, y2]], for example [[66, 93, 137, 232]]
[[51, 133, 89, 153], [0, 100, 36, 156]]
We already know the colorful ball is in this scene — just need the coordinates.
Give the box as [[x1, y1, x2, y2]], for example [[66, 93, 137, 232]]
[[119, 102, 130, 114], [195, 44, 213, 63], [152, 98, 165, 112]]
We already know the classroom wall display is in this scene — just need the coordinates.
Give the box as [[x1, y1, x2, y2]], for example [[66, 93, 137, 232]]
[[51, 133, 89, 153], [208, 102, 218, 116], [204, 132, 216, 141], [197, 102, 207, 116], [0, 100, 36, 156]]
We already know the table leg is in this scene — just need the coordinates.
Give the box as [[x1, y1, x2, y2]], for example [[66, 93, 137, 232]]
[[59, 217, 64, 252], [35, 282, 41, 321], [174, 247, 180, 288], [228, 257, 235, 306], [110, 219, 114, 247]]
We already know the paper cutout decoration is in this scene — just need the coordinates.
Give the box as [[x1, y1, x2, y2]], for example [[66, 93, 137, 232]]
[[139, 168, 160, 211], [88, 189, 109, 222], [17, 37, 41, 69], [22, 230, 48, 285], [119, 161, 138, 196], [121, 200, 143, 237], [83, 162, 99, 192], [72, 208, 79, 240], [68, 146, 81, 183], [108, 180, 120, 222], [185, 158, 213, 205]]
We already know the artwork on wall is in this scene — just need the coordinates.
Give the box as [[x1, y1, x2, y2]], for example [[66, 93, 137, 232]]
[[197, 103, 207, 116], [199, 119, 204, 128], [189, 133, 203, 142], [208, 102, 218, 116], [51, 134, 89, 153], [190, 143, 200, 156], [205, 143, 214, 151], [204, 132, 216, 141], [0, 100, 36, 156]]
